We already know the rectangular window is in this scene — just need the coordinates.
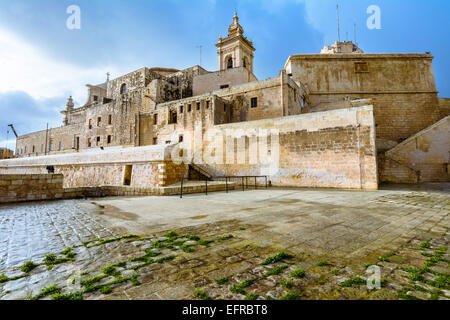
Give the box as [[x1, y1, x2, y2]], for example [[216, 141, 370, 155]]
[[107, 135, 112, 144], [108, 114, 112, 125], [123, 165, 132, 186], [88, 119, 93, 129], [153, 137, 158, 145], [87, 138, 92, 148], [24, 146, 27, 154], [206, 101, 210, 109], [49, 140, 54, 151], [93, 95, 98, 102], [220, 84, 229, 89], [96, 136, 100, 146], [58, 142, 62, 151], [180, 106, 184, 114], [251, 97, 258, 108], [169, 110, 177, 124], [197, 102, 201, 110], [354, 62, 369, 73], [188, 104, 192, 112], [179, 135, 184, 143], [41, 144, 44, 152], [32, 146, 35, 153], [97, 117, 102, 126], [153, 113, 158, 125]]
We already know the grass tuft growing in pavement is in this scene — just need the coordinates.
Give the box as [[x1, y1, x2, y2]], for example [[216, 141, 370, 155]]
[[215, 277, 229, 285], [340, 277, 366, 288], [21, 261, 38, 273], [245, 293, 259, 300], [290, 269, 306, 279], [29, 285, 61, 300], [262, 265, 288, 278], [317, 261, 332, 267], [261, 252, 294, 265], [194, 289, 211, 300], [279, 292, 301, 300], [219, 234, 234, 241], [230, 279, 256, 295]]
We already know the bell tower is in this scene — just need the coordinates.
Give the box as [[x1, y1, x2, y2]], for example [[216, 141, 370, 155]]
[[216, 12, 255, 72]]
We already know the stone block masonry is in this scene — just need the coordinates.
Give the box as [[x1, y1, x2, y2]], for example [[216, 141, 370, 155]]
[[0, 174, 65, 203]]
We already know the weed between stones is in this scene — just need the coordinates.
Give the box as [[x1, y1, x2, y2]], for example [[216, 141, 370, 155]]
[[261, 252, 294, 265]]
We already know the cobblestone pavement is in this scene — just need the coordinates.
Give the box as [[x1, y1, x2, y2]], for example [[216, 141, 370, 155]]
[[0, 184, 448, 300], [0, 200, 120, 272]]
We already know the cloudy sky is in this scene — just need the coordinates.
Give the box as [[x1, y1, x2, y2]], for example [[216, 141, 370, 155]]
[[1, 0, 449, 151]]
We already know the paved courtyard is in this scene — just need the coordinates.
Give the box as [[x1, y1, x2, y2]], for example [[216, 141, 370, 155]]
[[0, 184, 449, 300]]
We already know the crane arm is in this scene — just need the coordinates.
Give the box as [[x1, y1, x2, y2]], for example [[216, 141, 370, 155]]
[[8, 124, 18, 138]]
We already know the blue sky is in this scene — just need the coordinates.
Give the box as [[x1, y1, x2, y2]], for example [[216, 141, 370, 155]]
[[1, 0, 449, 150]]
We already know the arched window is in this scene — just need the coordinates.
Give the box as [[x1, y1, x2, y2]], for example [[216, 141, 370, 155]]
[[227, 57, 233, 69], [120, 83, 127, 94]]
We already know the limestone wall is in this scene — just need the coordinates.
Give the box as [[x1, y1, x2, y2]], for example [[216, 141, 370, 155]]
[[193, 67, 257, 96], [285, 54, 441, 144], [380, 116, 449, 183], [0, 174, 64, 203], [0, 145, 181, 189], [192, 106, 378, 190], [439, 98, 450, 118]]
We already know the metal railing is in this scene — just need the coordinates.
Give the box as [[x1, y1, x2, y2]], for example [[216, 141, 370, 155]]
[[180, 175, 268, 198]]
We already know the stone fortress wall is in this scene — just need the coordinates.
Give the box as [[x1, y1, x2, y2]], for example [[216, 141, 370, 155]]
[[0, 174, 64, 203], [1, 13, 448, 201]]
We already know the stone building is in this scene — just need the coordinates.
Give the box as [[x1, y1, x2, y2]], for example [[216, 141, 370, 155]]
[[2, 13, 448, 193], [0, 148, 14, 160]]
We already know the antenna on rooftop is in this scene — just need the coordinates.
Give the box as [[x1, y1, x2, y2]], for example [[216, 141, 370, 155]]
[[196, 45, 203, 67], [336, 4, 341, 43], [354, 21, 357, 45], [106, 72, 110, 82]]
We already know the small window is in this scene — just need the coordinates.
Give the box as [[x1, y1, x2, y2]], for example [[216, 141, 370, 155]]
[[188, 104, 192, 112], [243, 59, 247, 68], [120, 83, 127, 94], [220, 84, 229, 89], [123, 165, 132, 186], [354, 62, 369, 73], [87, 138, 92, 148], [197, 102, 201, 110], [251, 97, 258, 108], [165, 141, 171, 144], [153, 137, 158, 145], [58, 142, 62, 151], [88, 119, 93, 129], [96, 136, 100, 146], [108, 114, 112, 125], [107, 135, 112, 144], [153, 113, 158, 125], [206, 101, 210, 109], [180, 106, 184, 114], [227, 57, 233, 69], [24, 146, 27, 154], [93, 95, 98, 102], [32, 146, 35, 153], [169, 110, 177, 124], [41, 144, 44, 152], [49, 140, 54, 151], [179, 135, 184, 143], [97, 117, 102, 126]]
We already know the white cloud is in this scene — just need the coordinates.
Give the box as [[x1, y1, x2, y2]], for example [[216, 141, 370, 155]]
[[0, 27, 124, 106]]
